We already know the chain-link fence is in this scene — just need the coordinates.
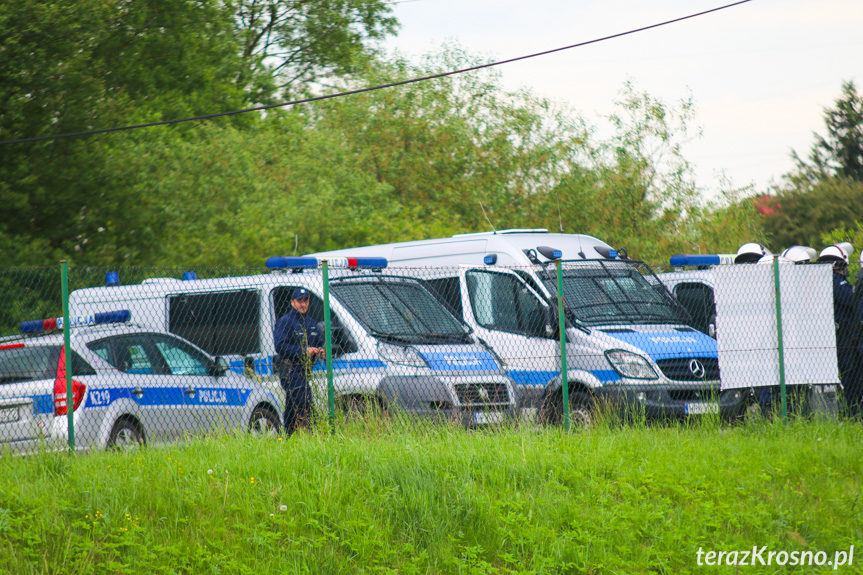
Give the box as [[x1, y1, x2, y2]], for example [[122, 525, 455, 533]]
[[0, 257, 858, 454]]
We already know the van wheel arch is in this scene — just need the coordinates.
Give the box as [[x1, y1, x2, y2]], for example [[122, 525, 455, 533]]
[[539, 383, 595, 427]]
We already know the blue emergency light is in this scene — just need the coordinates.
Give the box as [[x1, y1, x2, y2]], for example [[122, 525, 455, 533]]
[[669, 254, 736, 267], [105, 271, 120, 286], [182, 271, 197, 281], [20, 310, 132, 334], [484, 254, 497, 265], [266, 256, 388, 270]]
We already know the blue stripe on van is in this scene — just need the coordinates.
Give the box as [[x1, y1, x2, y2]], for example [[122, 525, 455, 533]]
[[593, 370, 622, 382], [313, 359, 386, 371], [505, 370, 559, 387], [419, 352, 498, 372]]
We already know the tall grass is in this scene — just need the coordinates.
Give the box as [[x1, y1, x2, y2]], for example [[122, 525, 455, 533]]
[[0, 415, 861, 574]]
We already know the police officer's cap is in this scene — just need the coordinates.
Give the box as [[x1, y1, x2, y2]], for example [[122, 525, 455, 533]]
[[291, 288, 310, 300]]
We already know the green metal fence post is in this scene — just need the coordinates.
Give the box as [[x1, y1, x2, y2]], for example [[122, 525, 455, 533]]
[[772, 255, 788, 420], [322, 260, 335, 430], [556, 260, 570, 431], [61, 261, 75, 451]]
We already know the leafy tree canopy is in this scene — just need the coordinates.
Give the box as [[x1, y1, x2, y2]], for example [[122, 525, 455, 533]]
[[0, 0, 397, 266]]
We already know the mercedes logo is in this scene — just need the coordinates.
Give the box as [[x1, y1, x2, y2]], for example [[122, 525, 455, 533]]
[[689, 359, 706, 378]]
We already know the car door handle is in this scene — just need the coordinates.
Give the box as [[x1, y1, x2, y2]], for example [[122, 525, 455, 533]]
[[184, 387, 197, 397], [132, 386, 144, 398]]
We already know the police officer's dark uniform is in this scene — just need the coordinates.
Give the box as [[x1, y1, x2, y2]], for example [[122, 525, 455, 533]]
[[819, 247, 859, 415], [273, 288, 323, 433], [849, 268, 863, 416]]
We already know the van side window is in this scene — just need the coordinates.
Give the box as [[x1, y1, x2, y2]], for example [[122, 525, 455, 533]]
[[673, 283, 715, 335], [272, 287, 358, 356], [168, 290, 260, 356], [466, 270, 547, 338]]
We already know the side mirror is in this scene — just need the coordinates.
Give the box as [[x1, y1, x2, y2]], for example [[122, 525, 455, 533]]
[[212, 356, 230, 377], [708, 323, 716, 338]]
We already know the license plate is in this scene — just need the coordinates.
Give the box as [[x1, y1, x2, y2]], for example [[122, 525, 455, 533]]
[[685, 402, 719, 415], [474, 411, 503, 425], [0, 407, 20, 423]]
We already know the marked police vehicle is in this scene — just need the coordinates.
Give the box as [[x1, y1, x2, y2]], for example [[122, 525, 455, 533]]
[[0, 311, 281, 454], [68, 258, 517, 427], [310, 230, 750, 423]]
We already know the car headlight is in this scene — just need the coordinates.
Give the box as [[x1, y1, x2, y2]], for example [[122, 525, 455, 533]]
[[604, 349, 658, 380], [377, 341, 426, 368]]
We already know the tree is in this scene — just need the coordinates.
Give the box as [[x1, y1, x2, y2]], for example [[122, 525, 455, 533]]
[[0, 0, 397, 266], [231, 0, 398, 98], [757, 81, 863, 250], [790, 80, 863, 187]]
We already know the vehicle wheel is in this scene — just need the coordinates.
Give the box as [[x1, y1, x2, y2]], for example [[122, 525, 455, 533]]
[[107, 418, 144, 450], [570, 401, 594, 428], [249, 406, 281, 435], [539, 392, 593, 428]]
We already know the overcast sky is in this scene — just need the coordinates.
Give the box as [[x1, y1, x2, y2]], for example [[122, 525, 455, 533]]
[[382, 0, 862, 194]]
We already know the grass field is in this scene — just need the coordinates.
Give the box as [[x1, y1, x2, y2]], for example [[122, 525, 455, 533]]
[[0, 415, 861, 574]]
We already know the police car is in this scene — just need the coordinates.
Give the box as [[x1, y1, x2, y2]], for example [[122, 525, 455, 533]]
[[0, 310, 281, 453]]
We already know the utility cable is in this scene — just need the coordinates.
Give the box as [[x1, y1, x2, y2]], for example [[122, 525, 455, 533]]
[[0, 0, 753, 146]]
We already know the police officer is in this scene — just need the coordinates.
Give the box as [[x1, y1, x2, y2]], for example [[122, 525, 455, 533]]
[[273, 288, 324, 433], [850, 251, 863, 416], [817, 245, 859, 416]]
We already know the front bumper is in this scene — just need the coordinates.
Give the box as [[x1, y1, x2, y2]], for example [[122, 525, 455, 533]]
[[592, 383, 749, 420]]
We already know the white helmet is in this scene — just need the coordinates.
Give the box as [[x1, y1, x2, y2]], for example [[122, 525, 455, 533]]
[[817, 244, 850, 266], [734, 242, 771, 264], [780, 245, 816, 264]]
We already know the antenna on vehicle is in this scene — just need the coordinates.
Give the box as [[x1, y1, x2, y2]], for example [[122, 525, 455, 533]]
[[577, 235, 586, 259], [293, 234, 298, 256], [479, 201, 496, 234], [556, 190, 564, 233]]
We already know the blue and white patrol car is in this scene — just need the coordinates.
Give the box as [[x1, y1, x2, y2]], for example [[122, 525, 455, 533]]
[[0, 311, 281, 453]]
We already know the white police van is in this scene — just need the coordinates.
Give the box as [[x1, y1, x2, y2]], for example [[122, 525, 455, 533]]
[[68, 258, 517, 427], [0, 311, 281, 454], [310, 230, 750, 423]]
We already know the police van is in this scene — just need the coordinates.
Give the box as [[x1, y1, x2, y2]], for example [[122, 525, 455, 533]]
[[0, 311, 282, 453], [68, 258, 517, 427], [309, 230, 750, 423]]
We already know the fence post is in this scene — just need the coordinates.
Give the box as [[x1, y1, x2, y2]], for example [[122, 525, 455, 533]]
[[61, 261, 75, 451], [772, 256, 788, 420], [322, 260, 336, 430], [556, 260, 570, 431]]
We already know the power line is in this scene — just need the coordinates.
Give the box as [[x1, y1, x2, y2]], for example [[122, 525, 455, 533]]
[[0, 0, 753, 147]]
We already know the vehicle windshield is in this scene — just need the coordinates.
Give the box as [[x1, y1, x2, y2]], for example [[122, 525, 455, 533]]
[[541, 260, 689, 327], [330, 277, 471, 345], [0, 344, 61, 384]]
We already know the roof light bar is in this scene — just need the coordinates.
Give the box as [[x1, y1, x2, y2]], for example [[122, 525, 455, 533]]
[[20, 310, 131, 334], [266, 256, 388, 270], [669, 254, 736, 267]]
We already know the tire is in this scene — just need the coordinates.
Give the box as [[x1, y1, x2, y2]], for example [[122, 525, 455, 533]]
[[249, 406, 281, 435], [539, 390, 593, 428], [107, 418, 144, 450]]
